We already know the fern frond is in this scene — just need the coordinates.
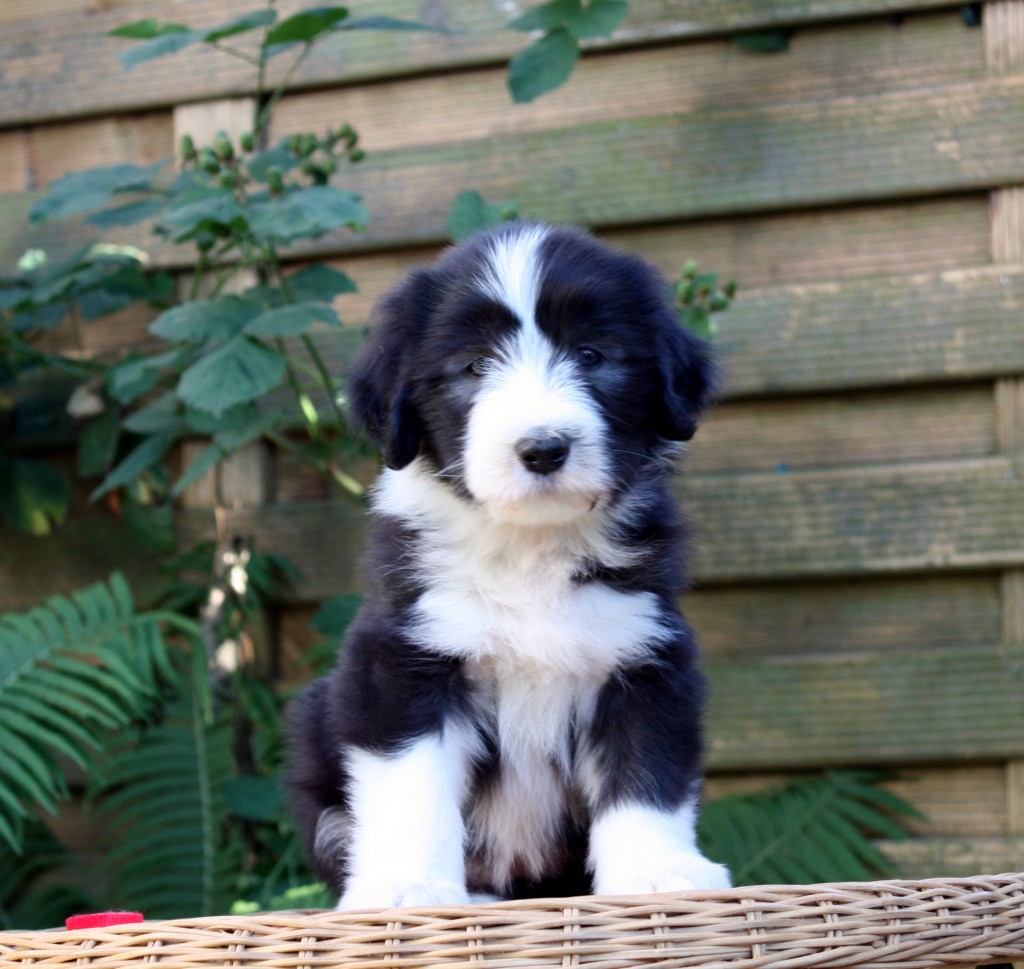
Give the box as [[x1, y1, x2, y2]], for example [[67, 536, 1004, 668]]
[[699, 771, 917, 886], [93, 677, 242, 919], [0, 573, 178, 853], [0, 821, 94, 930]]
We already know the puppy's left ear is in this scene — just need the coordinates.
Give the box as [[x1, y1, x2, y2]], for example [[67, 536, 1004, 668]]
[[349, 268, 435, 469], [653, 313, 719, 442]]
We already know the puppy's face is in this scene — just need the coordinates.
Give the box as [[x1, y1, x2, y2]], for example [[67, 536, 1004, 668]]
[[350, 224, 716, 525]]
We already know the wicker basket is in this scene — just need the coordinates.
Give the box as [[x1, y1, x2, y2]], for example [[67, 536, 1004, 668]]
[[2, 873, 1023, 969]]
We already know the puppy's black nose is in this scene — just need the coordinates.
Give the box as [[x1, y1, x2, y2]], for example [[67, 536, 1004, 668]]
[[516, 435, 571, 475]]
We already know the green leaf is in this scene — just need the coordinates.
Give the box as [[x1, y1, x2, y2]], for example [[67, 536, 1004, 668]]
[[91, 431, 177, 499], [157, 189, 247, 242], [169, 443, 223, 498], [203, 9, 277, 43], [0, 575, 176, 854], [77, 408, 122, 478], [567, 0, 628, 39], [150, 296, 260, 344], [734, 29, 793, 53], [122, 392, 183, 435], [248, 187, 367, 244], [286, 264, 357, 302], [223, 774, 284, 822], [447, 191, 519, 242], [264, 7, 349, 47], [242, 302, 340, 337], [508, 28, 579, 103], [109, 19, 191, 39], [340, 16, 447, 32], [177, 337, 287, 416], [107, 348, 186, 404], [183, 402, 261, 435], [311, 594, 361, 639], [0, 457, 71, 535], [118, 30, 203, 70], [122, 500, 176, 554], [509, 0, 580, 31], [29, 161, 168, 224], [86, 197, 167, 229]]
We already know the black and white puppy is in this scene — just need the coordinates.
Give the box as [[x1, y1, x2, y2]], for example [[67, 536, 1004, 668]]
[[286, 223, 730, 909]]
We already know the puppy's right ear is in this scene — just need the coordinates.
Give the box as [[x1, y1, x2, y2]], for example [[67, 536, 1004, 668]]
[[349, 268, 436, 470]]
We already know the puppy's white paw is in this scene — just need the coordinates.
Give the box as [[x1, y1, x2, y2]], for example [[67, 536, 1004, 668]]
[[339, 877, 470, 911], [596, 852, 732, 896]]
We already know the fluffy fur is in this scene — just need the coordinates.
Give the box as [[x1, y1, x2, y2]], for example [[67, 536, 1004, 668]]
[[286, 223, 730, 908]]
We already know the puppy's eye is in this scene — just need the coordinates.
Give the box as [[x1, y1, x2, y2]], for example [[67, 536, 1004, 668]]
[[577, 346, 603, 368], [465, 357, 490, 377]]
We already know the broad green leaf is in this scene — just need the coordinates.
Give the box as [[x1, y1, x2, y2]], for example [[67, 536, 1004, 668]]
[[248, 186, 367, 244], [264, 7, 349, 47], [213, 411, 280, 451], [150, 296, 260, 344], [157, 190, 247, 242], [223, 775, 283, 822], [119, 30, 203, 70], [311, 594, 362, 638], [77, 408, 122, 478], [177, 337, 287, 416], [507, 28, 579, 103], [509, 0, 580, 31], [183, 402, 260, 435], [91, 432, 177, 499], [121, 392, 183, 435], [567, 0, 628, 38], [169, 444, 223, 499], [29, 162, 168, 224], [122, 500, 176, 554], [107, 348, 185, 405], [242, 302, 339, 337], [86, 197, 168, 229], [109, 20, 191, 39], [286, 264, 357, 302], [340, 16, 447, 32], [447, 191, 519, 242], [0, 458, 71, 535], [203, 9, 277, 43]]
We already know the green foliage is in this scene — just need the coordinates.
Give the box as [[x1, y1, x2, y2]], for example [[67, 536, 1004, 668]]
[[699, 772, 920, 885], [0, 822, 94, 930], [674, 259, 736, 340], [92, 669, 243, 919], [0, 573, 185, 854], [447, 191, 519, 242], [508, 0, 629, 102]]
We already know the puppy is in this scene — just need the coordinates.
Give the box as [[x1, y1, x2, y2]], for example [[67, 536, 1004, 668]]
[[286, 223, 730, 909]]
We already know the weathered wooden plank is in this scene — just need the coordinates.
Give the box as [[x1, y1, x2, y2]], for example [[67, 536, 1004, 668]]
[[272, 13, 982, 152], [686, 455, 1024, 582], [705, 644, 1024, 770], [270, 76, 1024, 255], [0, 512, 165, 612], [720, 266, 1024, 398], [689, 574, 1001, 658], [6, 70, 1022, 270], [0, 131, 29, 195], [881, 836, 1024, 878], [29, 111, 172, 188], [688, 386, 996, 475], [0, 1, 969, 127]]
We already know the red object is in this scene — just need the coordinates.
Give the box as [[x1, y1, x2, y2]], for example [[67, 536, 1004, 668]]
[[65, 912, 144, 930]]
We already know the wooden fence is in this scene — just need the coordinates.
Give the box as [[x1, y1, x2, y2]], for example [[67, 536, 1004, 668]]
[[2, 0, 1024, 878]]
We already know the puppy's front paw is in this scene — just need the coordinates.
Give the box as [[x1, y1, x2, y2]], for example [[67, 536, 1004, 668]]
[[596, 852, 732, 896], [339, 877, 470, 911]]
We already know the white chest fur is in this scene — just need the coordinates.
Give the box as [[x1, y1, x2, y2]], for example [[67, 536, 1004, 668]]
[[376, 464, 673, 886]]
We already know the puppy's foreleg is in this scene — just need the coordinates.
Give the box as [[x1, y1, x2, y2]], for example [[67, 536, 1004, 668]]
[[588, 799, 731, 895], [340, 730, 472, 910]]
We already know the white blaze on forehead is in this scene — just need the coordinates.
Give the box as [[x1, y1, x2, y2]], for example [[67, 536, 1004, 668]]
[[477, 225, 549, 333]]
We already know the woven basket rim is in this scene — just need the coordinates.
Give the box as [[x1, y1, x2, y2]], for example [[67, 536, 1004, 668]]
[[2, 871, 1023, 969]]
